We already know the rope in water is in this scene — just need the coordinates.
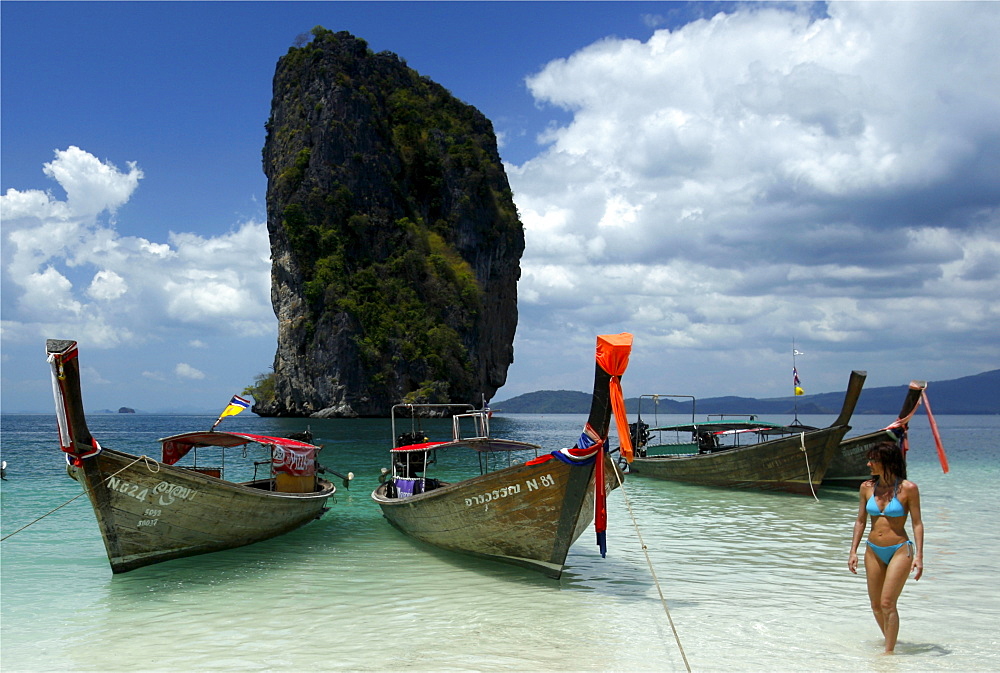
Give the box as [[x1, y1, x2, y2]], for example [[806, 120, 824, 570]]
[[0, 454, 156, 542], [799, 432, 819, 502], [611, 462, 692, 672]]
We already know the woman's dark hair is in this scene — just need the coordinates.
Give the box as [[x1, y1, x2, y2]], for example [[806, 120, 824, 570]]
[[867, 439, 907, 482]]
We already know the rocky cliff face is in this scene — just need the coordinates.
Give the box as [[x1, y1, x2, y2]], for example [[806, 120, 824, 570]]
[[256, 28, 523, 417]]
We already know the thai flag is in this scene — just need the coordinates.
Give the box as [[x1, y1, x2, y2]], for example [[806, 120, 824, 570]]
[[220, 395, 251, 418]]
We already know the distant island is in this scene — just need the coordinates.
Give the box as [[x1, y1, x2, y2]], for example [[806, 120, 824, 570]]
[[493, 369, 1000, 415], [8, 369, 996, 416]]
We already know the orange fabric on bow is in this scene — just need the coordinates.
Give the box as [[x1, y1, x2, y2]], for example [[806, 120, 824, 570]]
[[597, 333, 634, 462]]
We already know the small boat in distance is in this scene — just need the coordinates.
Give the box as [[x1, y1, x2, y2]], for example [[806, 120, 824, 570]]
[[628, 395, 819, 458], [824, 380, 933, 489], [626, 370, 867, 495], [46, 339, 341, 573], [371, 333, 634, 578]]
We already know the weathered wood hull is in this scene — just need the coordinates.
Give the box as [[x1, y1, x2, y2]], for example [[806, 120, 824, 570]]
[[823, 430, 895, 490], [71, 448, 335, 573], [823, 382, 926, 489], [372, 453, 621, 578], [628, 425, 849, 495]]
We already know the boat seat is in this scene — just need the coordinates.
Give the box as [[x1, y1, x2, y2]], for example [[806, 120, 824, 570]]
[[394, 477, 424, 498], [391, 477, 441, 499], [275, 473, 316, 494]]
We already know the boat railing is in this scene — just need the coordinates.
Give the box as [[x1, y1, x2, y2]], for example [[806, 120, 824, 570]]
[[391, 403, 475, 448], [706, 413, 760, 422], [385, 403, 541, 493], [185, 445, 226, 480], [637, 394, 697, 426], [452, 410, 490, 441], [634, 394, 697, 453]]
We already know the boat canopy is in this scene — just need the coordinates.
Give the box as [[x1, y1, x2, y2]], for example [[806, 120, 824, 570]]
[[160, 431, 321, 475], [391, 438, 541, 454], [649, 420, 811, 435]]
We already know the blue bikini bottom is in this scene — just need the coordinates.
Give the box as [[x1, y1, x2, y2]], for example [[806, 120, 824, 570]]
[[866, 539, 914, 565]]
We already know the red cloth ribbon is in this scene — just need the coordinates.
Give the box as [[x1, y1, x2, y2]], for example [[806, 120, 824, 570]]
[[593, 333, 633, 557], [596, 333, 634, 463], [921, 389, 949, 474]]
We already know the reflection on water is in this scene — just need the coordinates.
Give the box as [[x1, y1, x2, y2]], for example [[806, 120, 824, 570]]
[[2, 413, 998, 671]]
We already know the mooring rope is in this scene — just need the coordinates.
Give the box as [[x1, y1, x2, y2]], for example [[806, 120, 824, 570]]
[[0, 454, 155, 542], [611, 463, 693, 672], [798, 432, 819, 502]]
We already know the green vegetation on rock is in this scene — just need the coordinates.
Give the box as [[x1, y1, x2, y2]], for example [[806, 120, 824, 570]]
[[260, 27, 523, 416], [243, 372, 277, 407]]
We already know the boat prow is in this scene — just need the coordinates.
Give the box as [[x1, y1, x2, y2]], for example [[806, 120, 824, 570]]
[[824, 380, 927, 489], [46, 338, 343, 573]]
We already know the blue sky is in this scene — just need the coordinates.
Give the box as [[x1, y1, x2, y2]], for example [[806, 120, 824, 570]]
[[3, 1, 999, 414]]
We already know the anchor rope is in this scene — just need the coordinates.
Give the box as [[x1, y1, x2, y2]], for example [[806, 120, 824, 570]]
[[798, 432, 819, 502], [0, 454, 154, 542], [611, 463, 692, 672]]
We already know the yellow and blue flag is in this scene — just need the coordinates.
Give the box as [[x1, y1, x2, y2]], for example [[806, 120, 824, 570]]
[[219, 395, 251, 418], [211, 395, 251, 430]]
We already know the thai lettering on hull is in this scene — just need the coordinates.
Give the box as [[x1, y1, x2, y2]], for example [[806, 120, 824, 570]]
[[106, 477, 199, 507], [152, 481, 198, 506], [106, 476, 149, 502], [464, 473, 555, 507]]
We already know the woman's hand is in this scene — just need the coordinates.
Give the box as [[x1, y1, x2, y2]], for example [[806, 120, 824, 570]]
[[848, 550, 859, 574], [912, 555, 923, 581]]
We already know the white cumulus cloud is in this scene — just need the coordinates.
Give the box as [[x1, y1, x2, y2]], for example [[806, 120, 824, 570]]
[[87, 270, 128, 301], [504, 1, 1000, 396], [1, 146, 275, 349], [175, 363, 206, 380]]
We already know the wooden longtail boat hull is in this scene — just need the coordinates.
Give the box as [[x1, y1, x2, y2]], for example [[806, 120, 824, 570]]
[[70, 448, 334, 573], [628, 426, 847, 494], [373, 453, 621, 577], [46, 338, 337, 573], [823, 381, 926, 489], [372, 333, 633, 578], [823, 431, 895, 490], [628, 370, 867, 495]]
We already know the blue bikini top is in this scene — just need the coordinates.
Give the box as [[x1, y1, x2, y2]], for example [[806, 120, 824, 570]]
[[866, 479, 905, 517]]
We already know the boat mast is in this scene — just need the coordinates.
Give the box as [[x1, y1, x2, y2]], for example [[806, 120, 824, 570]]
[[792, 340, 804, 426]]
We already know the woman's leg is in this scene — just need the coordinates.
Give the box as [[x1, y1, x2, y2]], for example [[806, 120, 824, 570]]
[[864, 545, 888, 636], [878, 545, 913, 653]]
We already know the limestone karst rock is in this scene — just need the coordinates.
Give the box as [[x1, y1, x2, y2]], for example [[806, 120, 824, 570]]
[[256, 28, 524, 417]]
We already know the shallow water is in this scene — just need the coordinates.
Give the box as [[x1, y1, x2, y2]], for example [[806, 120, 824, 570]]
[[2, 413, 998, 672]]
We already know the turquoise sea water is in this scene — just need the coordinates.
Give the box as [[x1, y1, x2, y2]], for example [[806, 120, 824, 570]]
[[1, 412, 998, 672]]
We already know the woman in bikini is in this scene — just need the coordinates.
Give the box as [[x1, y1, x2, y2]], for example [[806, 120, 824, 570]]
[[848, 440, 924, 654]]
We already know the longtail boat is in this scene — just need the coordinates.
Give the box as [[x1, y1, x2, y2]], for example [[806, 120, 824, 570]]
[[46, 339, 341, 573], [371, 333, 634, 578], [825, 380, 941, 489], [625, 370, 867, 495]]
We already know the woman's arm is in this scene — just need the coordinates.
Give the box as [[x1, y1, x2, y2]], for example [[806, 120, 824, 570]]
[[907, 481, 924, 580], [848, 483, 870, 574]]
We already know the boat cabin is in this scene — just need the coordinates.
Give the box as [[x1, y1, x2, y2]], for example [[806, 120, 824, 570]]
[[629, 394, 819, 457], [159, 431, 323, 493], [381, 404, 542, 499], [640, 417, 821, 457]]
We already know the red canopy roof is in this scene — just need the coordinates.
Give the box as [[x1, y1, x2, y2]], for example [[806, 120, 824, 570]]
[[391, 439, 540, 453], [160, 431, 319, 465]]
